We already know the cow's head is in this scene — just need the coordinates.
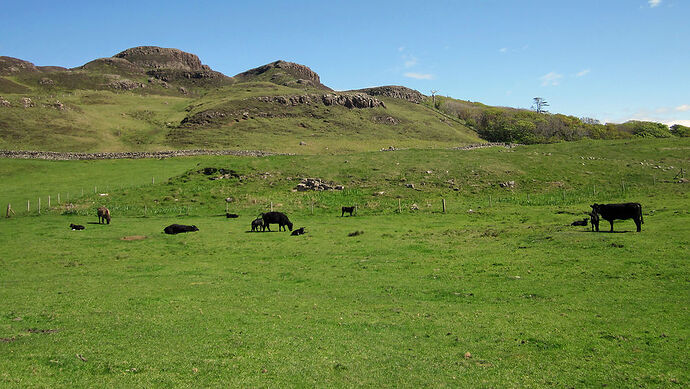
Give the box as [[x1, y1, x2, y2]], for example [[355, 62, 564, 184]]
[[590, 204, 601, 214], [287, 221, 293, 231], [192, 225, 199, 231]]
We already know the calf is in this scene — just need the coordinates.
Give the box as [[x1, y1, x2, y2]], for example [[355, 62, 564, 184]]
[[251, 218, 265, 232], [589, 212, 600, 232], [261, 212, 293, 232], [97, 206, 111, 224], [70, 223, 85, 230], [164, 224, 199, 235], [291, 227, 306, 236], [341, 206, 355, 217], [571, 218, 588, 227], [590, 203, 643, 232], [226, 213, 239, 218]]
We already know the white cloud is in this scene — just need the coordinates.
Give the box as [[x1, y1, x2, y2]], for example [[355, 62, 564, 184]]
[[540, 72, 563, 86], [675, 104, 690, 112], [398, 46, 405, 52], [649, 0, 661, 7], [666, 119, 690, 126], [499, 47, 507, 53], [576, 69, 591, 77], [404, 72, 434, 80], [403, 55, 418, 68]]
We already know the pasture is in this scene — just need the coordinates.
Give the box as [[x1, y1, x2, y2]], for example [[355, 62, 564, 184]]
[[1, 139, 688, 387]]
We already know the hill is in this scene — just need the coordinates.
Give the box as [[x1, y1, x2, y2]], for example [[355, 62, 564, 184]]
[[0, 47, 481, 153]]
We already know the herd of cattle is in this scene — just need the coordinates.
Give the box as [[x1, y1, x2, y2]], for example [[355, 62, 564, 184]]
[[71, 203, 645, 234]]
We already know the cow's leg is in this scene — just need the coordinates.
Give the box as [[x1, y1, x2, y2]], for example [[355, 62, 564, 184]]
[[635, 218, 642, 232], [609, 220, 614, 232]]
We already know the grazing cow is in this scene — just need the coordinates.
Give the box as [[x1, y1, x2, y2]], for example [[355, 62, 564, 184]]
[[590, 203, 643, 232], [291, 227, 306, 236], [571, 218, 588, 227], [97, 206, 111, 224], [341, 206, 355, 217], [164, 224, 199, 235], [226, 213, 239, 218], [261, 212, 293, 232], [251, 218, 265, 232], [589, 212, 600, 232], [70, 223, 85, 230]]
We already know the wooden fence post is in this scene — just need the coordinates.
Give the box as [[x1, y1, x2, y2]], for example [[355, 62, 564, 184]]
[[48, 195, 51, 208], [355, 204, 358, 216], [489, 195, 492, 207], [442, 198, 446, 213], [311, 200, 314, 215], [57, 193, 60, 204], [270, 202, 273, 212], [27, 200, 30, 213], [38, 198, 41, 214], [398, 199, 401, 213]]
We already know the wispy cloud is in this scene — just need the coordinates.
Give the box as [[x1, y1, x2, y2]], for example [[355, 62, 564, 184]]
[[676, 104, 690, 112], [398, 46, 405, 52], [499, 47, 507, 53], [576, 69, 591, 77], [403, 55, 418, 68], [648, 0, 662, 7], [404, 72, 434, 80], [540, 72, 563, 86]]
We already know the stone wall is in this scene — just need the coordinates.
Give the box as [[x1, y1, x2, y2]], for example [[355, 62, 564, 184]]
[[0, 149, 288, 161]]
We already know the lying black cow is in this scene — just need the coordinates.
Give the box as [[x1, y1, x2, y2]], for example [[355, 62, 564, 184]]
[[226, 213, 239, 218], [571, 218, 588, 227], [291, 227, 306, 236], [590, 203, 643, 232], [70, 223, 85, 230], [341, 206, 355, 217], [261, 212, 293, 232], [164, 224, 199, 235]]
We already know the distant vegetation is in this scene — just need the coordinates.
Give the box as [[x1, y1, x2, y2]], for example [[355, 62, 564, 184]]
[[431, 96, 685, 144]]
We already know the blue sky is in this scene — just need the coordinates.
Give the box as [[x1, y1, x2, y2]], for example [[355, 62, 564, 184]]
[[1, 0, 688, 125]]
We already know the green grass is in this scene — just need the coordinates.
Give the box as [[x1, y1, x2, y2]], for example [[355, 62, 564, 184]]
[[0, 139, 688, 386]]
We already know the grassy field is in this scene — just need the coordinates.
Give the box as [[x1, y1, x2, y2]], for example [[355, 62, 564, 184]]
[[1, 139, 688, 387]]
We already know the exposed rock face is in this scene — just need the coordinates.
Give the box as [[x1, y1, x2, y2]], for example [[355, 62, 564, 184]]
[[353, 85, 425, 104], [0, 56, 39, 75], [39, 78, 54, 86], [0, 97, 10, 107], [21, 97, 34, 108], [79, 57, 144, 73], [235, 60, 330, 89], [256, 93, 385, 109], [108, 78, 145, 90], [294, 178, 344, 191], [113, 46, 208, 71]]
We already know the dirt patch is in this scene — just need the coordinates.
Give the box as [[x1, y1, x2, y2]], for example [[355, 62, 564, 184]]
[[0, 337, 15, 342], [26, 328, 59, 334], [121, 235, 147, 241]]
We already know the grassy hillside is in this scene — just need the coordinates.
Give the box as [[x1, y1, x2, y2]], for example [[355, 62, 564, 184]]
[[0, 48, 481, 153], [0, 139, 688, 386]]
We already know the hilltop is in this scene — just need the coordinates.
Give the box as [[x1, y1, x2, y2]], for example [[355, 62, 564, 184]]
[[0, 46, 480, 153]]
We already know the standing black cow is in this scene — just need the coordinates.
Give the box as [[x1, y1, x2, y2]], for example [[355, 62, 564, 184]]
[[261, 212, 293, 232], [341, 206, 355, 217], [164, 224, 199, 235], [590, 203, 643, 232], [251, 218, 265, 232]]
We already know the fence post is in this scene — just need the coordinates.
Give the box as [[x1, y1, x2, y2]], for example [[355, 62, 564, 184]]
[[38, 198, 41, 214], [489, 195, 492, 207], [270, 202, 273, 212], [94, 186, 97, 194], [593, 184, 596, 196], [355, 204, 358, 216], [398, 199, 401, 213], [442, 198, 446, 213], [152, 177, 155, 185], [27, 200, 30, 213], [311, 200, 314, 215], [621, 180, 626, 194], [58, 193, 60, 204], [48, 195, 51, 208]]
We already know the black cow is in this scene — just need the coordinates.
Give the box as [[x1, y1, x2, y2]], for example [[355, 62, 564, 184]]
[[571, 218, 588, 227], [164, 224, 199, 235], [70, 223, 85, 230], [341, 206, 355, 217], [590, 203, 643, 232], [261, 212, 293, 232], [226, 213, 239, 218], [291, 227, 306, 236], [251, 218, 265, 232]]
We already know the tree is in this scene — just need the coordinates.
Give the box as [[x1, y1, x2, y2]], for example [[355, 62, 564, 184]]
[[430, 90, 439, 108], [531, 97, 549, 114]]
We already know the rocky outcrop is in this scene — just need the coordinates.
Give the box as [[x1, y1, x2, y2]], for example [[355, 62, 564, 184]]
[[0, 149, 287, 161], [113, 46, 209, 71], [352, 85, 425, 104], [235, 60, 331, 90], [79, 57, 144, 73], [0, 56, 39, 75], [0, 97, 10, 107], [294, 178, 344, 191], [21, 97, 34, 108], [108, 78, 145, 90], [256, 93, 385, 109]]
